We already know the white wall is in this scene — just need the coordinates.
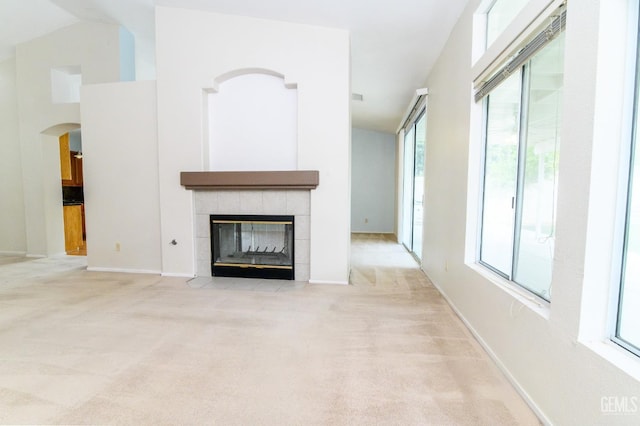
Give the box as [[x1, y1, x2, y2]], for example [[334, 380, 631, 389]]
[[15, 22, 124, 257], [351, 127, 396, 233], [41, 135, 65, 256], [422, 0, 640, 424], [81, 81, 162, 273], [0, 58, 26, 254], [155, 7, 351, 283], [50, 66, 81, 104], [208, 73, 297, 171]]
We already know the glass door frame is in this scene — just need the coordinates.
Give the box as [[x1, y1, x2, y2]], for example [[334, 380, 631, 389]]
[[401, 107, 426, 261]]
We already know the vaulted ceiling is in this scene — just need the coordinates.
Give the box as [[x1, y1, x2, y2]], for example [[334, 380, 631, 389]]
[[0, 0, 469, 133]]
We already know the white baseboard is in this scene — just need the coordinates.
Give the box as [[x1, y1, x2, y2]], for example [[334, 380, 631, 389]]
[[351, 231, 396, 234], [308, 280, 349, 285], [426, 271, 551, 426], [26, 254, 47, 258], [0, 251, 27, 256], [87, 267, 161, 275], [161, 272, 195, 278]]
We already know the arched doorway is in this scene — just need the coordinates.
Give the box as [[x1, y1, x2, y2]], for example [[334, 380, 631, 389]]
[[40, 123, 86, 256]]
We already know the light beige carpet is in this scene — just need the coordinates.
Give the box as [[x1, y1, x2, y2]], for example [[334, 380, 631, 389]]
[[0, 235, 539, 425]]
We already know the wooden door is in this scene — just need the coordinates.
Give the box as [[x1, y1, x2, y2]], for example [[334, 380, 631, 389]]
[[63, 205, 83, 253]]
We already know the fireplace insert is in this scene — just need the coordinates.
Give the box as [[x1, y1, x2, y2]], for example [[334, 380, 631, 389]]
[[210, 214, 294, 280]]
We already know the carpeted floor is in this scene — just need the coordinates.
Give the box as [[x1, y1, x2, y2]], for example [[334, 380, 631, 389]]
[[0, 234, 539, 424]]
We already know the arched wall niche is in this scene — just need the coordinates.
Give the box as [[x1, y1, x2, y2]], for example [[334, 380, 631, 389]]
[[203, 68, 298, 171], [204, 68, 298, 93]]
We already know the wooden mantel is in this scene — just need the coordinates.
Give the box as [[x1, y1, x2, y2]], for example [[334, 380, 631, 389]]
[[180, 170, 319, 190]]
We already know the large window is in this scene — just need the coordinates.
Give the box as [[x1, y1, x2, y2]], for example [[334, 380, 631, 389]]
[[615, 12, 640, 356], [478, 14, 565, 301]]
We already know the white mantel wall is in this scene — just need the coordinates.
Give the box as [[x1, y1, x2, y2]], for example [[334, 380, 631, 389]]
[[155, 7, 351, 282], [208, 73, 298, 171]]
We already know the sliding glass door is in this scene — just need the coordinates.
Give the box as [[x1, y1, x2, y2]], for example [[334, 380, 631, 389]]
[[402, 127, 415, 249], [412, 113, 426, 258], [402, 110, 426, 260]]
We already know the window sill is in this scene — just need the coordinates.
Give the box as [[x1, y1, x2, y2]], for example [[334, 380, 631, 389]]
[[466, 262, 551, 320], [581, 339, 640, 382]]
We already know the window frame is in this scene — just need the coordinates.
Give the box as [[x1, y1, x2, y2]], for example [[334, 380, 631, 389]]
[[612, 7, 640, 357]]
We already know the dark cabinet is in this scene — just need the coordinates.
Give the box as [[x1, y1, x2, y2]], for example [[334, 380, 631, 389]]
[[62, 151, 83, 187]]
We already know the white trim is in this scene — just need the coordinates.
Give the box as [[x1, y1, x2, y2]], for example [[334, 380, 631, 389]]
[[26, 254, 47, 258], [308, 280, 349, 285], [88, 266, 162, 275], [465, 263, 550, 318], [428, 273, 551, 425], [0, 251, 27, 256], [161, 272, 194, 278], [351, 232, 396, 236]]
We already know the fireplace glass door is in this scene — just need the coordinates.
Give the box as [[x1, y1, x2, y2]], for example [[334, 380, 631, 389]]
[[211, 215, 294, 280]]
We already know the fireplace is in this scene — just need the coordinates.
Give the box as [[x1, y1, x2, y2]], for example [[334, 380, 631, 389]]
[[181, 171, 318, 282], [210, 214, 294, 280]]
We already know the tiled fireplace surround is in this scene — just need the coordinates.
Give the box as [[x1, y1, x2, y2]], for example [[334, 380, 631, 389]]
[[193, 190, 310, 281], [183, 171, 319, 282]]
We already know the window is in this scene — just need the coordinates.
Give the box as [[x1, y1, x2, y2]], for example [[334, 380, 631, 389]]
[[486, 0, 529, 47], [477, 12, 565, 301], [480, 70, 521, 276], [615, 10, 640, 356]]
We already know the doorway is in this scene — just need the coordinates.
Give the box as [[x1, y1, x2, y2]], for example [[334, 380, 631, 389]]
[[59, 129, 86, 255]]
